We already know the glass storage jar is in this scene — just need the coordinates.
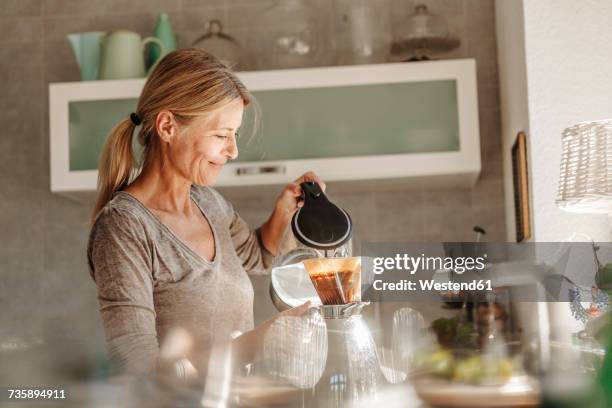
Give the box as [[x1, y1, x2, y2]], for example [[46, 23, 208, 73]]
[[332, 0, 391, 65], [254, 0, 333, 69], [192, 20, 250, 70], [392, 4, 460, 61]]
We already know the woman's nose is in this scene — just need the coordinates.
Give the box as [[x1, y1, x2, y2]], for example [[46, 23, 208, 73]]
[[225, 135, 239, 160]]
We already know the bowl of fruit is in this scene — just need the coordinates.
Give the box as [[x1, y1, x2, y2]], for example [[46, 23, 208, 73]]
[[412, 313, 540, 407]]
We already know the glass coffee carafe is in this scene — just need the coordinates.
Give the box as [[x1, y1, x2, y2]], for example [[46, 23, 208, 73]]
[[267, 182, 382, 406]]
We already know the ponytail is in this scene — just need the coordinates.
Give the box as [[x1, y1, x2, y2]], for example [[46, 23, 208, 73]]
[[91, 118, 136, 222]]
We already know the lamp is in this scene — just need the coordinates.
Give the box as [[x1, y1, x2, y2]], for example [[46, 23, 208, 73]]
[[556, 119, 612, 213], [556, 119, 612, 324]]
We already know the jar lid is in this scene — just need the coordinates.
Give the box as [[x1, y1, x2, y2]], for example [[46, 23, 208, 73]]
[[192, 20, 240, 47]]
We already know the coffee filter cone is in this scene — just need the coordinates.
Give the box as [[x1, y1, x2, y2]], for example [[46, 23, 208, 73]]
[[302, 257, 360, 275], [302, 257, 361, 305]]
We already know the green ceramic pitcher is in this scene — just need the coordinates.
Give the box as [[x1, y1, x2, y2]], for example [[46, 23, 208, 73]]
[[99, 30, 164, 80]]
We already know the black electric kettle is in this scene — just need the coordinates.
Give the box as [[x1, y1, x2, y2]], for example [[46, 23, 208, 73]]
[[291, 181, 353, 251]]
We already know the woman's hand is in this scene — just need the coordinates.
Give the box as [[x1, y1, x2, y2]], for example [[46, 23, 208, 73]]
[[277, 300, 312, 318], [231, 301, 313, 366], [260, 171, 326, 255], [274, 171, 327, 218]]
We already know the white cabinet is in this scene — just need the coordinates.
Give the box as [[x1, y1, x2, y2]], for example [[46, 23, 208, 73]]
[[49, 59, 480, 193]]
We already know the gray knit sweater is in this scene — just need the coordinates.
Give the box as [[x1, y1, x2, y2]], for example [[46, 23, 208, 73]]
[[87, 185, 274, 375]]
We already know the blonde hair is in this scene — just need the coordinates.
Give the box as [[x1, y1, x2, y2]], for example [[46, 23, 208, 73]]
[[91, 48, 252, 222]]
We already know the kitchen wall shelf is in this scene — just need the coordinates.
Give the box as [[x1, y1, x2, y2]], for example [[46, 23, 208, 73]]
[[49, 59, 480, 193]]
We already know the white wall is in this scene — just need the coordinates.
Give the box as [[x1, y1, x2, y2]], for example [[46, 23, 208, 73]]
[[497, 0, 612, 243], [496, 0, 612, 344], [495, 0, 530, 242], [522, 0, 612, 242]]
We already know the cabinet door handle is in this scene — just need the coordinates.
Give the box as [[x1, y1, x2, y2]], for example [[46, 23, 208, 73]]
[[235, 165, 286, 176]]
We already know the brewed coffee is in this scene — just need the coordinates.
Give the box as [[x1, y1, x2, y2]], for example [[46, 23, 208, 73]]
[[303, 257, 361, 305]]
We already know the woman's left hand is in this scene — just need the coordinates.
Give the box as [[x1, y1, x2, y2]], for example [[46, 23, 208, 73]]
[[260, 171, 326, 255], [231, 301, 313, 367]]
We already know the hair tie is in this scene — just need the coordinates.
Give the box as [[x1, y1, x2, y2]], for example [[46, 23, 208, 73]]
[[130, 112, 142, 126]]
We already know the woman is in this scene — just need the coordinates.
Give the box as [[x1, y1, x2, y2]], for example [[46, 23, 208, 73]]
[[87, 49, 322, 377]]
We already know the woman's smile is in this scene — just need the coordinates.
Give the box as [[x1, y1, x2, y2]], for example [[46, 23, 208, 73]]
[[208, 160, 225, 168]]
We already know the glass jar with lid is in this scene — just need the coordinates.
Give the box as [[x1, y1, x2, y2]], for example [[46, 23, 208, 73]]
[[253, 0, 333, 69], [332, 0, 391, 65], [392, 4, 460, 61], [192, 20, 251, 70]]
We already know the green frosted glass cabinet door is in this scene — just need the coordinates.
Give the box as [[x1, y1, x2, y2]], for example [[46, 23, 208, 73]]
[[66, 81, 460, 169], [239, 80, 460, 162], [69, 99, 138, 171]]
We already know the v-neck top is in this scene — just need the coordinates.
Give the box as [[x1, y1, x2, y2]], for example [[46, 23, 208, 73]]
[[119, 189, 219, 265], [87, 185, 275, 376]]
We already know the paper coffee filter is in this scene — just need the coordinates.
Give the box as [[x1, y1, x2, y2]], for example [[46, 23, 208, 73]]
[[302, 257, 361, 276], [302, 257, 362, 305]]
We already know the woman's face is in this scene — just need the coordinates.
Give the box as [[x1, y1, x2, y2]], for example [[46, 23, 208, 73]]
[[169, 98, 244, 186]]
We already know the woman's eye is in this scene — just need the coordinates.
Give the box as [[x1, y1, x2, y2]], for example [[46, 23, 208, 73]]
[[215, 134, 228, 140]]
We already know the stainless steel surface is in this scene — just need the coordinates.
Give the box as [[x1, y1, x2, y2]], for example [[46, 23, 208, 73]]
[[319, 301, 369, 319]]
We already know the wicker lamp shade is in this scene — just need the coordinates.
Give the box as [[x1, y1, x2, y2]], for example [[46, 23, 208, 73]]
[[556, 119, 612, 213]]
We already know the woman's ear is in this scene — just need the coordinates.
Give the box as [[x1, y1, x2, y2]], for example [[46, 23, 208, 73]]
[[155, 110, 179, 143]]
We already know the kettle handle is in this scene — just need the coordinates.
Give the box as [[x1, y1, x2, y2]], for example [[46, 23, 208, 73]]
[[141, 37, 165, 73], [300, 181, 322, 197], [299, 181, 323, 203]]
